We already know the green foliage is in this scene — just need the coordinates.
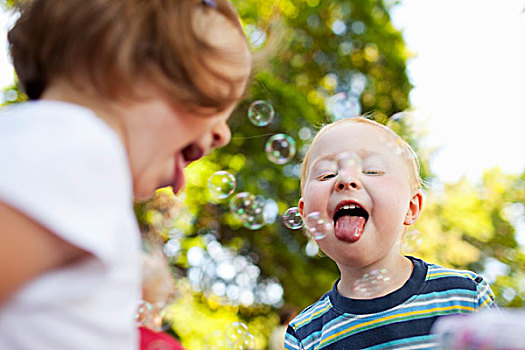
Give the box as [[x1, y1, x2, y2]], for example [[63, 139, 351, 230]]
[[415, 167, 525, 307]]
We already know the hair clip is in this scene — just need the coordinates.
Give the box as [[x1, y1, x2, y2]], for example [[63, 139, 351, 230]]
[[202, 0, 217, 8]]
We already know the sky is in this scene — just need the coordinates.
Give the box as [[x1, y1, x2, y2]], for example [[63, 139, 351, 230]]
[[1, 1, 525, 184], [390, 0, 525, 183]]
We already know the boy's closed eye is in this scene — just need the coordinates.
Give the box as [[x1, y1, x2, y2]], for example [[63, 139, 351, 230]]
[[362, 169, 384, 175], [317, 173, 337, 180]]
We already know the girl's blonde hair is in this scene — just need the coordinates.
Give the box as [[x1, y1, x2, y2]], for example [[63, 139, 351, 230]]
[[9, 0, 249, 112], [300, 117, 422, 192]]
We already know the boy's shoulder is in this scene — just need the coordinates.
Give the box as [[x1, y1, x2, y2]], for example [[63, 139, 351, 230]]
[[288, 290, 333, 331], [425, 260, 482, 281], [415, 257, 494, 305]]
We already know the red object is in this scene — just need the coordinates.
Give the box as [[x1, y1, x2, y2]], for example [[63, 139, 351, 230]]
[[139, 326, 186, 350]]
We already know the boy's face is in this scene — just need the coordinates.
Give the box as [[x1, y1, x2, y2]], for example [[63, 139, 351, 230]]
[[299, 122, 422, 268]]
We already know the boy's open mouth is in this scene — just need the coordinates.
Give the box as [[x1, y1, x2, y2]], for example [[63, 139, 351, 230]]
[[333, 203, 369, 243]]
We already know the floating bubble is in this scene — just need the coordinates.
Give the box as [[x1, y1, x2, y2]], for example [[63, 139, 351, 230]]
[[400, 229, 423, 254], [282, 207, 303, 230], [230, 192, 266, 230], [208, 171, 236, 200], [225, 322, 255, 349], [233, 333, 256, 350], [135, 300, 153, 326], [248, 100, 274, 127], [352, 268, 391, 298], [265, 134, 296, 165], [146, 303, 174, 332], [304, 212, 333, 240]]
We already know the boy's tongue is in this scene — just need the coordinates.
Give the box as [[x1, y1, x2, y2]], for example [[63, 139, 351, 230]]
[[334, 216, 366, 242]]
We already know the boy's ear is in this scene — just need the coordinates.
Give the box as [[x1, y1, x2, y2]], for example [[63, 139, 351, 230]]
[[404, 190, 423, 225], [298, 198, 305, 217]]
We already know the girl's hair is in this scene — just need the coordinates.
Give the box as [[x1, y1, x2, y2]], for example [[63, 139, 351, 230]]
[[300, 117, 422, 192], [8, 0, 249, 112]]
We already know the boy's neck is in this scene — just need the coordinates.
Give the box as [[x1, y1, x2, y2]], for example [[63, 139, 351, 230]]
[[336, 255, 414, 300]]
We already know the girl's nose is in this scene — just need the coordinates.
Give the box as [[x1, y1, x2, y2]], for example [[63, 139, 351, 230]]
[[211, 120, 231, 149]]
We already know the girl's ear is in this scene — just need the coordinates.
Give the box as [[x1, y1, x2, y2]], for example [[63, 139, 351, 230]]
[[404, 190, 423, 225], [298, 198, 305, 217]]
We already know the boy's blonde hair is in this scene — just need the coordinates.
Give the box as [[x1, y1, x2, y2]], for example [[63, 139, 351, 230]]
[[8, 0, 249, 112], [301, 117, 422, 193]]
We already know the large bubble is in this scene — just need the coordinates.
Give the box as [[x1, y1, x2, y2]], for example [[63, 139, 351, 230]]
[[352, 269, 391, 298], [248, 100, 274, 127], [304, 211, 333, 240], [208, 171, 236, 200], [282, 207, 303, 230], [230, 192, 266, 230], [265, 133, 296, 165]]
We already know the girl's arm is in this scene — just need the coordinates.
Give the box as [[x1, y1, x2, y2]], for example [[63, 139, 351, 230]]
[[0, 201, 89, 306]]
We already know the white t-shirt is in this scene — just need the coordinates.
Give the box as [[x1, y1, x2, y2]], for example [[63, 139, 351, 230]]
[[0, 101, 141, 349]]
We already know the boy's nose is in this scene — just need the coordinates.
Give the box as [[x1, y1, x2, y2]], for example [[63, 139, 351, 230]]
[[335, 173, 362, 191]]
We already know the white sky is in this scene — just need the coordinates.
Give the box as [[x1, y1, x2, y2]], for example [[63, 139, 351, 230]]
[[391, 0, 525, 183], [1, 2, 525, 183]]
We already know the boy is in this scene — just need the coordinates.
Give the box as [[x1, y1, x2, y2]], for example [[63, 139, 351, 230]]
[[285, 117, 495, 349]]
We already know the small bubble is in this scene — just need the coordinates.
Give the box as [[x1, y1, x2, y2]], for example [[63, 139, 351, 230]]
[[265, 134, 296, 165], [225, 322, 250, 345], [135, 300, 152, 326], [282, 207, 303, 229], [208, 171, 236, 200], [248, 100, 274, 127], [304, 212, 333, 240], [400, 229, 423, 254], [352, 268, 391, 298], [230, 192, 266, 230]]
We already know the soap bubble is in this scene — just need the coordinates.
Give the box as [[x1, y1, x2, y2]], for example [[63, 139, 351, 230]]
[[282, 207, 303, 230], [208, 171, 236, 200], [225, 322, 255, 349], [135, 300, 153, 326], [353, 268, 391, 298], [233, 333, 256, 349], [135, 301, 174, 332], [265, 134, 296, 165], [400, 229, 423, 254], [304, 212, 333, 240], [230, 192, 266, 230], [248, 100, 274, 127]]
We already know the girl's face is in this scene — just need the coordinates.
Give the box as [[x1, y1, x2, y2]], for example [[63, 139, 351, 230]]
[[120, 10, 251, 200], [299, 123, 422, 269]]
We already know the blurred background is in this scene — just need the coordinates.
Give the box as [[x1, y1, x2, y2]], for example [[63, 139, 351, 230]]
[[2, 0, 525, 348]]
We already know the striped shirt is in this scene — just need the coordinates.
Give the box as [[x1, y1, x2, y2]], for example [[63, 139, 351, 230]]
[[285, 256, 495, 350]]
